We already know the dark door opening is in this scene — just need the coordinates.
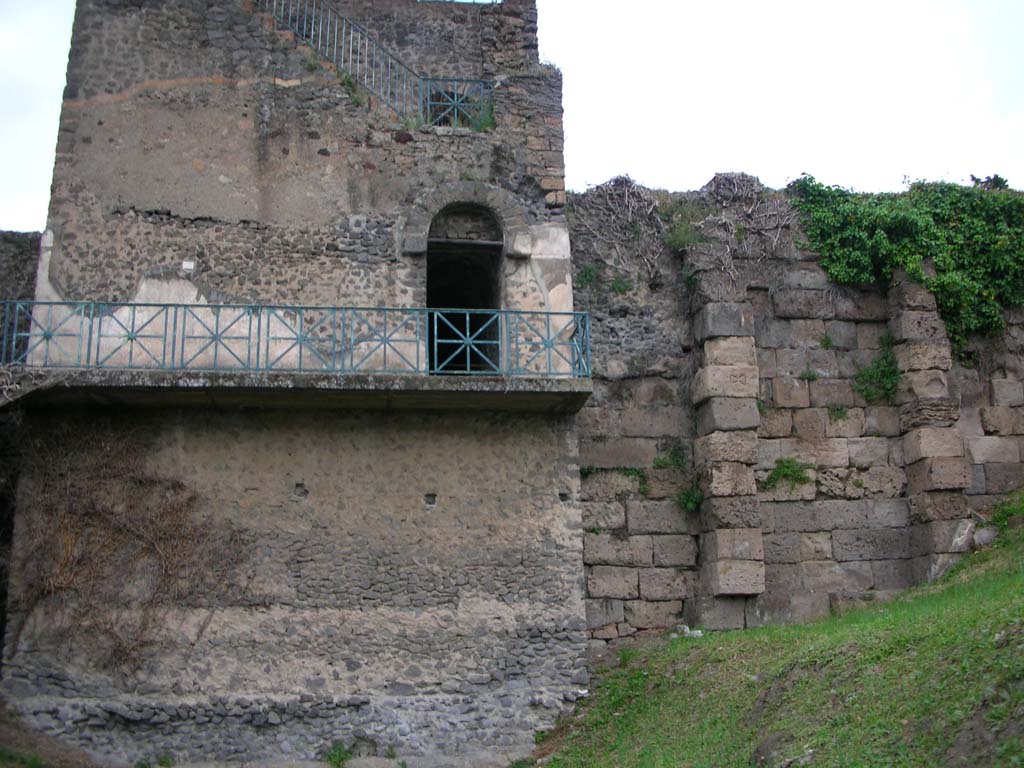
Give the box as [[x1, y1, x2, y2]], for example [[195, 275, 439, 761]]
[[426, 205, 503, 374]]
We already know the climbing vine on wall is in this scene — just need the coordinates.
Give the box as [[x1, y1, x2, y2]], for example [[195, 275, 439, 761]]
[[788, 176, 1024, 353]]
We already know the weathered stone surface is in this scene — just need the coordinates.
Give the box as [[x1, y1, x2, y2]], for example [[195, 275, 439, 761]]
[[889, 281, 937, 311], [581, 437, 659, 469], [991, 379, 1024, 407], [825, 408, 865, 438], [903, 428, 963, 464], [620, 406, 687, 438], [801, 560, 873, 593], [793, 408, 826, 439], [581, 501, 627, 530], [699, 496, 761, 530], [624, 599, 683, 629], [908, 492, 969, 523], [696, 398, 760, 434], [772, 289, 833, 320], [810, 378, 857, 407], [825, 320, 858, 350], [834, 291, 888, 321], [895, 370, 950, 404], [586, 599, 624, 629], [763, 533, 801, 564], [694, 303, 754, 341], [685, 595, 747, 630], [894, 341, 952, 372], [870, 559, 915, 590], [856, 322, 889, 349], [779, 437, 851, 468], [692, 365, 759, 403], [906, 457, 971, 493], [967, 436, 1020, 465], [790, 319, 828, 347], [702, 462, 757, 497], [702, 528, 764, 561], [587, 566, 639, 599], [773, 378, 810, 408], [864, 406, 901, 436], [758, 407, 793, 438], [832, 528, 910, 561], [889, 311, 946, 342], [643, 468, 691, 500], [984, 463, 1024, 494], [652, 535, 698, 567], [704, 336, 757, 367], [911, 519, 975, 556], [627, 500, 697, 535], [762, 499, 910, 533], [694, 431, 758, 466], [705, 559, 766, 596], [639, 568, 693, 600], [898, 397, 960, 431], [980, 406, 1018, 436], [583, 533, 653, 566], [846, 437, 890, 468], [757, 468, 818, 502], [817, 466, 905, 499], [581, 471, 640, 501]]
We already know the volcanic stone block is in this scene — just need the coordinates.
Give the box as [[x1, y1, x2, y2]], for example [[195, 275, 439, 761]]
[[587, 566, 639, 599], [810, 378, 857, 407], [758, 407, 793, 438], [581, 501, 627, 530], [801, 532, 833, 560], [699, 496, 761, 530], [694, 303, 754, 341], [967, 436, 1020, 464], [704, 336, 757, 367], [694, 431, 758, 466], [832, 528, 911, 561], [903, 428, 964, 464], [906, 457, 971, 494], [825, 408, 865, 438], [624, 599, 682, 629], [984, 463, 1024, 494], [908, 491, 969, 523], [585, 598, 624, 629], [639, 568, 693, 600], [889, 281, 938, 311], [696, 398, 760, 434], [871, 559, 915, 590], [801, 560, 873, 593], [844, 437, 888, 468], [895, 371, 949, 404], [685, 595, 747, 630], [701, 462, 757, 497], [992, 379, 1024, 407], [864, 406, 901, 436], [825, 320, 858, 350], [763, 533, 801, 564], [834, 291, 888, 321], [980, 406, 1017, 436], [692, 365, 759, 403], [889, 311, 946, 342], [701, 528, 764, 561], [773, 378, 810, 409], [771, 289, 833, 319], [894, 341, 952, 372], [644, 469, 690, 500], [898, 398, 960, 431], [583, 533, 653, 567], [626, 500, 697, 535], [911, 519, 975, 556], [705, 559, 765, 596], [652, 535, 698, 567], [793, 408, 826, 439], [857, 322, 889, 349]]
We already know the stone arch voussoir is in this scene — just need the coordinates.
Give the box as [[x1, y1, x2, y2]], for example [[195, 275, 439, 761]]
[[403, 182, 532, 259]]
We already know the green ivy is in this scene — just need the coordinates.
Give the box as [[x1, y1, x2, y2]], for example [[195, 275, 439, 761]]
[[788, 176, 1024, 353]]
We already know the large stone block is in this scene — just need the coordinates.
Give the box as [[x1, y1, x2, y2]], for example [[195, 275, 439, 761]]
[[781, 437, 851, 468], [624, 599, 683, 629], [992, 379, 1024, 407], [639, 568, 693, 600], [801, 531, 833, 560], [704, 336, 757, 367], [825, 407, 865, 438], [906, 457, 971, 493], [685, 595, 747, 630], [773, 378, 810, 408], [702, 462, 757, 497], [705, 559, 766, 596], [967, 436, 1020, 464], [889, 311, 946, 342], [581, 501, 627, 530], [793, 408, 826, 439], [581, 471, 639, 501], [870, 559, 915, 590], [907, 491, 969, 523], [583, 533, 653, 567], [652, 535, 698, 567], [581, 437, 659, 469], [980, 406, 1018, 436], [801, 560, 873, 593], [746, 590, 831, 628], [832, 528, 910, 561], [699, 496, 761, 530], [756, 468, 817, 502], [898, 397, 960, 431], [864, 406, 901, 436], [763, 533, 801, 564], [694, 431, 758, 466], [758, 407, 793, 438], [790, 319, 828, 347], [903, 427, 963, 464], [825, 320, 858, 350], [847, 437, 891, 468], [587, 566, 639, 599], [810, 378, 857, 407], [762, 499, 909, 534], [857, 322, 889, 349], [627, 500, 697, 535], [894, 341, 952, 372], [644, 468, 691, 500], [910, 519, 974, 556], [702, 528, 764, 561], [984, 463, 1024, 494], [889, 281, 938, 311], [585, 598, 624, 629], [834, 291, 888, 321], [696, 398, 760, 434], [621, 406, 687, 438], [694, 303, 754, 341], [894, 370, 949, 404], [772, 289, 833, 319], [692, 365, 759, 403]]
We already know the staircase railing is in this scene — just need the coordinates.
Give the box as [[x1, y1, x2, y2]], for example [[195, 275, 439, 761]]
[[255, 0, 493, 127]]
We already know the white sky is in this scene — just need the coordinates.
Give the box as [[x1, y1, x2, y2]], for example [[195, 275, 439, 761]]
[[0, 0, 1022, 231]]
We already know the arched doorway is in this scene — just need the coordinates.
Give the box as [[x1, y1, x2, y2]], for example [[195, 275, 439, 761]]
[[426, 204, 503, 373]]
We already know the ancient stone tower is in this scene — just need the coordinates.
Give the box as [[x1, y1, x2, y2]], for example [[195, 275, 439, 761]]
[[1, 1, 591, 765]]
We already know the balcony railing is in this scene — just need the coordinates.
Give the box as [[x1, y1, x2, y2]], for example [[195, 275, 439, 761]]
[[0, 302, 591, 379]]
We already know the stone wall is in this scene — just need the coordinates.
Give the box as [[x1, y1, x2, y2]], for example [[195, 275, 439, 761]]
[[4, 407, 587, 766], [0, 232, 40, 301]]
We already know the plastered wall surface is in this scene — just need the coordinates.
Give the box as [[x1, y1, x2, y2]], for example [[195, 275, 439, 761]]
[[4, 408, 587, 766]]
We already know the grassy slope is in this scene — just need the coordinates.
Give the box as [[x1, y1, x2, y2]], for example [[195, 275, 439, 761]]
[[541, 511, 1024, 768]]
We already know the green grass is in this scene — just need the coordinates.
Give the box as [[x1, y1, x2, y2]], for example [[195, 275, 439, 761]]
[[0, 749, 42, 768], [542, 509, 1024, 768]]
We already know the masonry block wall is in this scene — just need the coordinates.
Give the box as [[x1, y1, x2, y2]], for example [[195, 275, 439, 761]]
[[572, 174, 1018, 639]]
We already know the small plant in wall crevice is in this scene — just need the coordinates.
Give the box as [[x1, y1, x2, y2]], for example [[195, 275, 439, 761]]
[[761, 457, 815, 490]]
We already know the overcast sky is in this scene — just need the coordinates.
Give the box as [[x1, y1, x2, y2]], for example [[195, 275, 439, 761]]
[[0, 0, 1022, 232]]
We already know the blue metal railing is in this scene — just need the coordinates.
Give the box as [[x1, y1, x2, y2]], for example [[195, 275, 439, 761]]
[[0, 302, 590, 379], [255, 0, 494, 127]]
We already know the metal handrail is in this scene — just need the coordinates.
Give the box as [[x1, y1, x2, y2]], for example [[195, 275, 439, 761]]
[[0, 302, 591, 379], [255, 0, 494, 126]]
